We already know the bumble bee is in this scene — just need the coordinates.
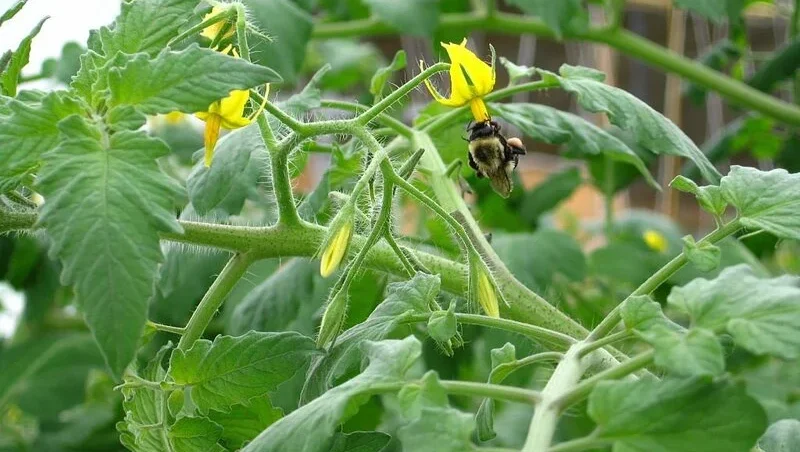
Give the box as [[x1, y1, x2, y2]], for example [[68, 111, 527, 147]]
[[466, 120, 526, 198]]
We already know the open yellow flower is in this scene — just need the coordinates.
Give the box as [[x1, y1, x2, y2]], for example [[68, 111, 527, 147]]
[[196, 86, 267, 167], [421, 38, 496, 122]]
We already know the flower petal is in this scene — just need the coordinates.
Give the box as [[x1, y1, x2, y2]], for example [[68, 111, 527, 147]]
[[218, 90, 250, 123], [442, 40, 494, 99]]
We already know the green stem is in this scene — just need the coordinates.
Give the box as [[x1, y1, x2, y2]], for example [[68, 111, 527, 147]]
[[234, 3, 250, 61], [383, 230, 416, 276], [578, 330, 630, 357], [147, 321, 185, 336], [491, 352, 565, 383], [387, 165, 477, 257], [554, 350, 655, 410], [522, 347, 585, 452], [312, 12, 800, 126], [588, 219, 742, 340], [439, 380, 541, 404], [339, 172, 395, 290], [321, 99, 414, 137], [257, 115, 302, 226], [177, 253, 254, 351], [0, 208, 36, 233], [357, 62, 449, 127]]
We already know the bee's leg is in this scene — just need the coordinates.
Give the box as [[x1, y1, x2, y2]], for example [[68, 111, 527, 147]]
[[465, 120, 474, 131], [513, 154, 520, 169], [467, 152, 484, 178], [489, 120, 501, 132]]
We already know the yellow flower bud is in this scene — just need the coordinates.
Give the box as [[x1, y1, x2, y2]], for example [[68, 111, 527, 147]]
[[471, 259, 501, 318], [320, 217, 354, 278], [421, 38, 496, 122], [643, 229, 668, 253]]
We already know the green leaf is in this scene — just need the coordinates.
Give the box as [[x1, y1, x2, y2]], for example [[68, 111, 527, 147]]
[[244, 0, 313, 85], [168, 416, 225, 452], [108, 44, 280, 115], [363, 0, 439, 37], [302, 273, 439, 402], [97, 0, 199, 57], [589, 377, 767, 452], [673, 0, 746, 23], [36, 116, 183, 378], [622, 296, 724, 377], [0, 334, 104, 421], [370, 50, 406, 102], [427, 302, 457, 344], [506, 0, 588, 38], [168, 331, 318, 413], [682, 235, 721, 272], [492, 229, 586, 293], [398, 407, 474, 452], [119, 344, 173, 452], [759, 419, 800, 452], [648, 326, 725, 377], [544, 65, 721, 184], [208, 396, 283, 450], [0, 0, 27, 27], [491, 102, 658, 189], [476, 343, 519, 441], [620, 295, 671, 332], [395, 371, 474, 451], [499, 56, 537, 84], [518, 167, 582, 224], [0, 17, 46, 97], [186, 123, 267, 215], [669, 265, 800, 359], [0, 92, 82, 192], [670, 175, 728, 218], [242, 337, 423, 452], [228, 259, 336, 336], [330, 431, 391, 452], [720, 166, 800, 240]]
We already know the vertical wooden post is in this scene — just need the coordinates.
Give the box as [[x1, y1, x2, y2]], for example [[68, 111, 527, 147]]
[[657, 6, 687, 217]]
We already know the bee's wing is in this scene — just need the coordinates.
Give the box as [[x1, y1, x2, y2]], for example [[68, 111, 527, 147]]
[[486, 168, 512, 198]]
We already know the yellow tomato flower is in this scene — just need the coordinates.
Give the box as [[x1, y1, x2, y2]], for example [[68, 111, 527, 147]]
[[320, 219, 353, 277], [196, 85, 268, 167], [201, 5, 235, 43], [421, 38, 496, 122], [643, 229, 668, 253]]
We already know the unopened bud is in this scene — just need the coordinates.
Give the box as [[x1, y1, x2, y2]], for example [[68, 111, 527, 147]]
[[319, 211, 354, 277], [317, 288, 348, 348], [470, 259, 502, 318]]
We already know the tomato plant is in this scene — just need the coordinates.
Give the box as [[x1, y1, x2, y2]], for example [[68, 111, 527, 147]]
[[1, 0, 800, 451]]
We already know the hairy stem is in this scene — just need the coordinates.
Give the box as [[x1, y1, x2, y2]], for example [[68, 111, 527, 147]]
[[177, 253, 254, 351], [554, 350, 655, 410], [257, 114, 302, 226]]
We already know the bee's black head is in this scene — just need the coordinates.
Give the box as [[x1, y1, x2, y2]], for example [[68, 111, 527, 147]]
[[467, 120, 501, 142]]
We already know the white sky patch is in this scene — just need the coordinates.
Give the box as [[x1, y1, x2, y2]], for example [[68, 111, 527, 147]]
[[0, 0, 119, 73], [0, 282, 24, 337]]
